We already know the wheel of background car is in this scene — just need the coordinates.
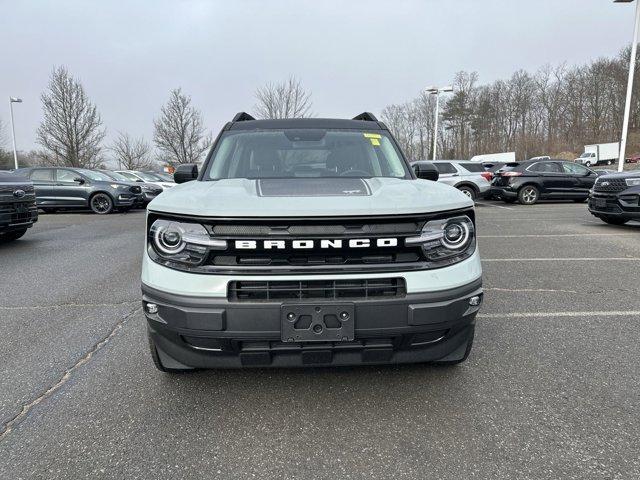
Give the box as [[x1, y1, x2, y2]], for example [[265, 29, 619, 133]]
[[518, 185, 539, 205], [89, 193, 114, 214], [0, 228, 28, 243], [585, 161, 592, 167], [606, 160, 612, 165], [600, 215, 628, 225], [457, 185, 476, 200]]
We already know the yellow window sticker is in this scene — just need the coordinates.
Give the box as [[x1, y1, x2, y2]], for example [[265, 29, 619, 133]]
[[370, 138, 380, 146], [363, 133, 382, 139]]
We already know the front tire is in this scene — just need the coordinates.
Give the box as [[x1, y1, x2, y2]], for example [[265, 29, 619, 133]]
[[457, 186, 477, 201], [0, 228, 28, 243], [518, 185, 540, 205], [600, 215, 628, 225], [89, 193, 114, 215]]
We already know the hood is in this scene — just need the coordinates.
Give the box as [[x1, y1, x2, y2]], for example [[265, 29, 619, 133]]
[[598, 171, 640, 179], [148, 177, 473, 217]]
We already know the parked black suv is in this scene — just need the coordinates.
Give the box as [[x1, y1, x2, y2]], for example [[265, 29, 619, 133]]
[[0, 171, 38, 242], [18, 167, 142, 214], [588, 171, 640, 225], [490, 160, 597, 205]]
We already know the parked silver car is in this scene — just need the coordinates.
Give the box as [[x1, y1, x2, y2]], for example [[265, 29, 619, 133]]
[[412, 160, 491, 200]]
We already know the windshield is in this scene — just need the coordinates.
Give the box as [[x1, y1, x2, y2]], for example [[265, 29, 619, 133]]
[[154, 172, 174, 182], [117, 171, 142, 181], [102, 171, 129, 182], [132, 171, 159, 181], [142, 172, 166, 181], [580, 153, 592, 158], [77, 169, 113, 181], [204, 129, 410, 180]]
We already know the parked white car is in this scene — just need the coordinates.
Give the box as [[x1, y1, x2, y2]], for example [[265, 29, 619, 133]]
[[412, 160, 491, 200], [115, 170, 175, 190]]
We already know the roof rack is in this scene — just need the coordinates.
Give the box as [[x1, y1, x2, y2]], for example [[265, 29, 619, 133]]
[[232, 112, 256, 122], [352, 112, 378, 122]]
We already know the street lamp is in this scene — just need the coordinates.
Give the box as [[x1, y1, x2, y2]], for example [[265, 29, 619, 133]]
[[615, 0, 640, 172], [9, 97, 22, 170], [425, 86, 453, 161]]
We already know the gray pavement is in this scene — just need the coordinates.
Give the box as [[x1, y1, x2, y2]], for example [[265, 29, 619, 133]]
[[0, 204, 639, 479]]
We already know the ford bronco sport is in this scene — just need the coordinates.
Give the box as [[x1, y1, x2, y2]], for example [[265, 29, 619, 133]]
[[142, 112, 483, 371]]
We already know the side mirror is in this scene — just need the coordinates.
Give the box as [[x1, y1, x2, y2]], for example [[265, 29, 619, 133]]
[[174, 164, 198, 184], [74, 177, 85, 185], [412, 163, 439, 182]]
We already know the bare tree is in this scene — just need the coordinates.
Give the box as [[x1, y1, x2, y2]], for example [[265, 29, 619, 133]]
[[254, 76, 313, 119], [36, 66, 106, 168], [153, 88, 211, 165], [110, 132, 153, 170]]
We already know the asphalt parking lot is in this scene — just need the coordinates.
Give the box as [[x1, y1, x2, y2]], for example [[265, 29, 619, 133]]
[[1, 203, 639, 479]]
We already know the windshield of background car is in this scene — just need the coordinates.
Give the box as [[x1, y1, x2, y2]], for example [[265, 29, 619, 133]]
[[104, 171, 129, 182], [77, 169, 112, 181], [204, 129, 410, 180], [133, 171, 159, 181], [117, 171, 140, 181]]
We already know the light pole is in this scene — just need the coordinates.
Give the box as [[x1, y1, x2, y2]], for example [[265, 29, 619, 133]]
[[425, 86, 453, 160], [615, 0, 640, 172], [9, 97, 22, 170]]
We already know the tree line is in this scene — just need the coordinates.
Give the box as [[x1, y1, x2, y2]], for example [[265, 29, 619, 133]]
[[381, 47, 640, 161], [2, 49, 639, 169], [0, 69, 313, 170]]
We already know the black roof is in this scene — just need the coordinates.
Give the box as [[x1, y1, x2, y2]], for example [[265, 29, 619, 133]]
[[227, 117, 386, 131]]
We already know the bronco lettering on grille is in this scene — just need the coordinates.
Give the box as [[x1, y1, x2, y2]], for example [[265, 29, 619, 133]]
[[234, 238, 398, 250]]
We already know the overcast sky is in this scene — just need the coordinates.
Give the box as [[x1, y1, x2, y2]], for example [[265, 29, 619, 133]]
[[0, 0, 635, 154]]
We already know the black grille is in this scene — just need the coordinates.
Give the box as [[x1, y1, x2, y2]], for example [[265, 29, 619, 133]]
[[228, 278, 406, 302], [130, 186, 142, 194], [594, 178, 628, 193]]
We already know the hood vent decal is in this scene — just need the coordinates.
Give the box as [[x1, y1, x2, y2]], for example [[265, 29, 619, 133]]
[[257, 178, 370, 197]]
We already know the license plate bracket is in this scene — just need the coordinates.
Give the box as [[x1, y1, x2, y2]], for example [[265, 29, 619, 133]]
[[281, 303, 355, 343]]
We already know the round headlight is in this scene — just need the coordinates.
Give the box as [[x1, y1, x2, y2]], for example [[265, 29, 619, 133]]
[[153, 223, 185, 254], [442, 221, 470, 249]]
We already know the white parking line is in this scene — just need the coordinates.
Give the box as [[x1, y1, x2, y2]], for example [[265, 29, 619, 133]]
[[479, 310, 640, 319], [476, 202, 514, 210], [482, 257, 640, 262], [479, 233, 635, 238], [484, 287, 578, 294]]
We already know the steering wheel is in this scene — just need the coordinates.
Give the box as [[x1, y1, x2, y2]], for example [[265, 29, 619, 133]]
[[339, 169, 371, 177]]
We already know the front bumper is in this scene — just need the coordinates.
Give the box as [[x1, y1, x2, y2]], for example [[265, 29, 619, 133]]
[[0, 202, 38, 232], [143, 277, 482, 368], [588, 191, 640, 220]]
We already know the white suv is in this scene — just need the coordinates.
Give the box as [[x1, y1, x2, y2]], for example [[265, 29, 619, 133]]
[[412, 161, 491, 200], [141, 113, 483, 372]]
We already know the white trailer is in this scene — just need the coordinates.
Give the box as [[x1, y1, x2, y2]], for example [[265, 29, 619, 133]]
[[575, 143, 619, 167], [469, 152, 516, 163]]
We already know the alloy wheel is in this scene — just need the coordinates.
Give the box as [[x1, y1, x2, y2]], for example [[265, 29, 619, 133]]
[[91, 194, 113, 214], [521, 187, 538, 204]]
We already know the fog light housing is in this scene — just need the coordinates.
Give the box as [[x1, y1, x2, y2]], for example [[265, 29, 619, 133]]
[[145, 303, 158, 314], [468, 296, 481, 307]]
